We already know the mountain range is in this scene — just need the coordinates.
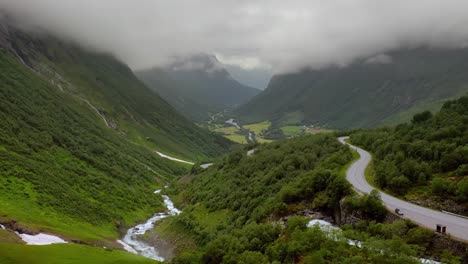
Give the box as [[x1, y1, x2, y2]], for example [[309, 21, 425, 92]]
[[136, 54, 261, 122], [235, 48, 468, 129]]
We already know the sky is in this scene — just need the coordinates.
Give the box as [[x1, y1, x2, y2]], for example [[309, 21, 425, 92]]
[[2, 0, 468, 74]]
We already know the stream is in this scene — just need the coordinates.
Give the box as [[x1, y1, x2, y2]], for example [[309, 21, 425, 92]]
[[119, 189, 181, 261]]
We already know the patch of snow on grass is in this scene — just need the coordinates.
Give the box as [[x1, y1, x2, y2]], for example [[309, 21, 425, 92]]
[[18, 233, 67, 245], [155, 152, 194, 165]]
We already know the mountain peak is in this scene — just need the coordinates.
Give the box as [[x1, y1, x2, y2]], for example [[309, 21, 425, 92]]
[[168, 53, 226, 75]]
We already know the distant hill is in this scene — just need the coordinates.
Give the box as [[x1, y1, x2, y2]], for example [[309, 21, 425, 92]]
[[223, 63, 272, 90], [235, 48, 468, 129], [136, 54, 261, 122]]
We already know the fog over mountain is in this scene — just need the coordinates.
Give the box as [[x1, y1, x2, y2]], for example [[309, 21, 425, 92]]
[[2, 0, 468, 73]]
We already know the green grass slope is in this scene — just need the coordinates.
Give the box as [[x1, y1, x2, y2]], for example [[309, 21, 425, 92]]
[[236, 48, 468, 129], [5, 24, 231, 161], [0, 244, 157, 264], [0, 50, 185, 244]]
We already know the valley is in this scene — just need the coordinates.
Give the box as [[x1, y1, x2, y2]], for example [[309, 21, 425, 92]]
[[1, 3, 468, 263]]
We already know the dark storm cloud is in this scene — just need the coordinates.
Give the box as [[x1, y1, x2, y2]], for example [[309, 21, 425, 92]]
[[1, 0, 468, 73]]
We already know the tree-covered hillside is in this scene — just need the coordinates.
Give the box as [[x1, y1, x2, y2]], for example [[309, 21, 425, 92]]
[[136, 54, 260, 122], [350, 95, 468, 214], [235, 48, 468, 129], [147, 135, 451, 263]]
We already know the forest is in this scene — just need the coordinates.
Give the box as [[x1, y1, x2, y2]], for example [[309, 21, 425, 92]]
[[153, 135, 457, 263], [350, 95, 468, 213]]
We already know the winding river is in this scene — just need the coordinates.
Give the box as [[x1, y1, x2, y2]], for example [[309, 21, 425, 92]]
[[119, 189, 181, 261]]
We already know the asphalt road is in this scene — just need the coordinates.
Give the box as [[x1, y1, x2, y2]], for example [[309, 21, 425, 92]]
[[338, 137, 468, 242]]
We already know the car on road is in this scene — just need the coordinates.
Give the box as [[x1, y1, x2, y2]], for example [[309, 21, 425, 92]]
[[395, 208, 404, 216]]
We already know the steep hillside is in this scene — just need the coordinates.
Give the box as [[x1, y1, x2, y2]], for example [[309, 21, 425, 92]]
[[236, 48, 468, 129], [0, 49, 181, 245], [0, 18, 230, 247], [136, 54, 261, 122], [350, 95, 468, 215], [1, 22, 231, 161]]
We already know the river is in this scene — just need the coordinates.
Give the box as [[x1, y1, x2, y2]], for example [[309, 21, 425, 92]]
[[119, 189, 181, 261]]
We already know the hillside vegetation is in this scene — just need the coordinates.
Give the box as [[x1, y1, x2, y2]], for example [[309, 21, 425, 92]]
[[236, 48, 468, 129], [0, 20, 227, 247], [0, 50, 186, 243], [147, 135, 448, 263], [3, 23, 231, 161], [0, 243, 156, 264], [350, 95, 468, 214]]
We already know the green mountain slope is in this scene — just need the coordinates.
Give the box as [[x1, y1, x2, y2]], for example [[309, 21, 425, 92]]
[[136, 54, 261, 122], [0, 49, 178, 244], [350, 95, 468, 214], [0, 19, 229, 246], [236, 48, 468, 129], [0, 244, 156, 264], [3, 24, 231, 161]]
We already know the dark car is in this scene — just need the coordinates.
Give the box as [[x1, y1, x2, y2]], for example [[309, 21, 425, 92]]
[[395, 208, 404, 216]]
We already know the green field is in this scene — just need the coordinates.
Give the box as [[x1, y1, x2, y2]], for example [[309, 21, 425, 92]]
[[0, 244, 157, 264], [255, 137, 274, 143], [213, 126, 240, 135], [244, 121, 271, 135], [0, 230, 24, 244], [224, 134, 248, 144], [280, 126, 304, 137], [304, 128, 334, 135]]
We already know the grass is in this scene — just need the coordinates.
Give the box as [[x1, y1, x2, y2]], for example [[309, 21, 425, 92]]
[[280, 126, 304, 137], [213, 126, 240, 135], [224, 134, 248, 144], [304, 128, 335, 135], [364, 157, 378, 188], [256, 137, 274, 144], [148, 205, 230, 256], [0, 171, 166, 247], [277, 111, 304, 126], [244, 121, 271, 135], [0, 243, 157, 264], [0, 230, 24, 244]]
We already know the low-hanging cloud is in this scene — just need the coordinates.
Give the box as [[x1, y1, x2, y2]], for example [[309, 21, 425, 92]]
[[1, 0, 468, 73]]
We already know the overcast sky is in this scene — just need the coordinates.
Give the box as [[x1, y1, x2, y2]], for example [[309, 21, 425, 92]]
[[2, 0, 468, 73]]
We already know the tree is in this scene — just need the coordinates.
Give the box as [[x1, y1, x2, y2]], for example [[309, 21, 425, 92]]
[[412, 111, 432, 124]]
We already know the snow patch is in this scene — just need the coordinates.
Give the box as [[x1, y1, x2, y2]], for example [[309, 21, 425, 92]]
[[0, 224, 5, 230], [156, 151, 194, 165], [200, 163, 214, 169], [18, 233, 67, 245], [420, 259, 441, 264]]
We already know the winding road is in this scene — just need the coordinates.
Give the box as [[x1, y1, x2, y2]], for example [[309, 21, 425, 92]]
[[338, 137, 468, 242]]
